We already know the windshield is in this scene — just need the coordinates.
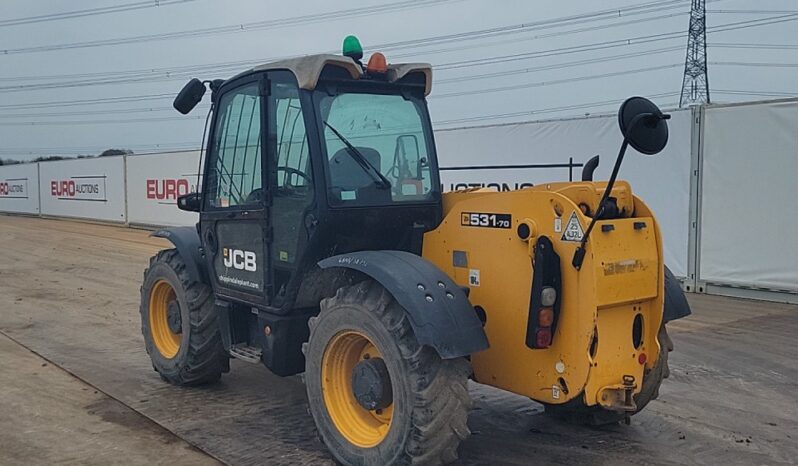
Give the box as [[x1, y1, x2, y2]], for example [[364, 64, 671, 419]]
[[316, 91, 437, 206]]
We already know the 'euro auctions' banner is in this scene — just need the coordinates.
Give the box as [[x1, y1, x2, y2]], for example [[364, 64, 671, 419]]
[[0, 163, 40, 214], [39, 156, 126, 222], [49, 176, 107, 201], [126, 151, 200, 227]]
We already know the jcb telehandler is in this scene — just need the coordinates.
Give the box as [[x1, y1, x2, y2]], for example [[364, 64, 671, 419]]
[[140, 36, 691, 465]]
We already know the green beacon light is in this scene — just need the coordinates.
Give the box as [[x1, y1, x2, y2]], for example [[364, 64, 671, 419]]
[[342, 35, 363, 62]]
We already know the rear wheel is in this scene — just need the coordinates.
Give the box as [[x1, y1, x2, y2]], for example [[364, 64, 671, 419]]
[[140, 249, 227, 385], [544, 324, 672, 425], [304, 280, 472, 465]]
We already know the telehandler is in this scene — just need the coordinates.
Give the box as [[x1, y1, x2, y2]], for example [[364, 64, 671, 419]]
[[140, 36, 691, 465]]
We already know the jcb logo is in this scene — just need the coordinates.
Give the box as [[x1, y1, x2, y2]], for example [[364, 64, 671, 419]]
[[223, 248, 257, 272]]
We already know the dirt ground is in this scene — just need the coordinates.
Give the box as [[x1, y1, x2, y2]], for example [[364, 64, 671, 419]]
[[0, 215, 796, 466]]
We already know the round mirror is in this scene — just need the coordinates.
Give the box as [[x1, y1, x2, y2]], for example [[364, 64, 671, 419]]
[[617, 96, 669, 155]]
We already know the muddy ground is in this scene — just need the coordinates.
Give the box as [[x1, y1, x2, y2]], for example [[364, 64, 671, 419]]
[[0, 215, 795, 465]]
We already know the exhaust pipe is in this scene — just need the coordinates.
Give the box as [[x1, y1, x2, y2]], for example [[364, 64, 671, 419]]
[[581, 155, 600, 181]]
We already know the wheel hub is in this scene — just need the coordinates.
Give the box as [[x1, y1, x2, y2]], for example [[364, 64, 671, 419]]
[[352, 357, 392, 411], [166, 300, 182, 334]]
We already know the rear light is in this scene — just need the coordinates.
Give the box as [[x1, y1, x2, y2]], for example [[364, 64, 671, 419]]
[[539, 307, 554, 327], [536, 328, 552, 347], [638, 353, 647, 365], [525, 236, 562, 349]]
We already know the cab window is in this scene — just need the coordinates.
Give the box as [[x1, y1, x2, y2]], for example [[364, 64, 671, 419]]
[[205, 82, 262, 209], [315, 91, 436, 207]]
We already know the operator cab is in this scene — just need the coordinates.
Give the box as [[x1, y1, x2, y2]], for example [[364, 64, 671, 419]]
[[174, 38, 441, 313]]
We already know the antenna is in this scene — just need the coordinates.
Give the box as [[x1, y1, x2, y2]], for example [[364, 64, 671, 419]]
[[679, 0, 710, 107]]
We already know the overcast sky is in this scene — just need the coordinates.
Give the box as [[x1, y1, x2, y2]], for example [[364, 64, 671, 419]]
[[0, 0, 796, 161]]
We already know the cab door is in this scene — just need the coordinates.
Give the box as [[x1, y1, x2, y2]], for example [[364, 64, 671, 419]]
[[200, 76, 271, 305]]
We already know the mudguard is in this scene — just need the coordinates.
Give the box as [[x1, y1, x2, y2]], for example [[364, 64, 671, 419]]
[[318, 250, 490, 359], [151, 227, 208, 284], [663, 265, 692, 322]]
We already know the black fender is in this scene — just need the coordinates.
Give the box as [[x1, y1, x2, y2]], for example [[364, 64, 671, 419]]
[[663, 265, 691, 323], [318, 250, 490, 359], [151, 227, 208, 284]]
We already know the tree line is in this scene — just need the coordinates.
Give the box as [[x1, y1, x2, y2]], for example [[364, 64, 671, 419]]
[[0, 149, 134, 166]]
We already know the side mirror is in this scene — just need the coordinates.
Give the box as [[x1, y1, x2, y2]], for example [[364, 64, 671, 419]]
[[572, 96, 671, 270], [177, 192, 201, 212], [618, 96, 670, 155], [173, 78, 206, 115]]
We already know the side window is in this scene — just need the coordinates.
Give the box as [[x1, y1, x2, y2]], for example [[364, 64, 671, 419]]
[[274, 87, 312, 192], [206, 82, 262, 209]]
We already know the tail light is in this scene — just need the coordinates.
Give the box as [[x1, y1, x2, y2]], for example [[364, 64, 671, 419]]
[[525, 236, 562, 349], [539, 307, 554, 327], [535, 328, 553, 347]]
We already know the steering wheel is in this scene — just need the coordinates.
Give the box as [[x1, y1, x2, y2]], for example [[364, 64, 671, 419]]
[[276, 166, 312, 186]]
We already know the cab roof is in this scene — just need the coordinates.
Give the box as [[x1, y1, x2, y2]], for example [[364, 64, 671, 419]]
[[243, 54, 432, 96]]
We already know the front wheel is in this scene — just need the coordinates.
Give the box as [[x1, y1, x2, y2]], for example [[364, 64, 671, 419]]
[[140, 249, 227, 386], [304, 280, 472, 466]]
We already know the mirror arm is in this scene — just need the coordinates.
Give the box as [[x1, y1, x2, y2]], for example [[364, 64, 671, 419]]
[[571, 112, 663, 270]]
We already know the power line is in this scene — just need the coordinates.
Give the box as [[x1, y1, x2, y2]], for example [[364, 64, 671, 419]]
[[0, 93, 175, 110], [713, 89, 798, 97], [435, 46, 684, 84], [0, 63, 682, 125], [0, 0, 198, 27], [434, 92, 681, 127], [0, 1, 692, 85], [0, 0, 461, 55], [2, 46, 685, 118], [433, 64, 682, 99], [710, 61, 798, 68], [707, 9, 798, 14], [0, 115, 206, 126], [5, 3, 789, 95], [710, 42, 798, 50], [431, 13, 798, 72], [0, 13, 692, 93]]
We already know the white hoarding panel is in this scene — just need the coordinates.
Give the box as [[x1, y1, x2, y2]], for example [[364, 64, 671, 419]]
[[0, 163, 40, 214], [700, 99, 798, 292], [435, 109, 693, 277], [126, 151, 200, 227], [39, 157, 126, 223]]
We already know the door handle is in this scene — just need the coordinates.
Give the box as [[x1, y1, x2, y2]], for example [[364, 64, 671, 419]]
[[205, 228, 218, 252]]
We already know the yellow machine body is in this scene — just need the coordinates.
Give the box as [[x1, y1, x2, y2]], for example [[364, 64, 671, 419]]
[[422, 181, 665, 407]]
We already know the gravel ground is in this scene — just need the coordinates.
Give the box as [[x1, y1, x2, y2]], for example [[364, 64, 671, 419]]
[[0, 215, 795, 465]]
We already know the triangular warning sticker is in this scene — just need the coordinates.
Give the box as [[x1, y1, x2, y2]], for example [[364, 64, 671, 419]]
[[561, 211, 584, 242]]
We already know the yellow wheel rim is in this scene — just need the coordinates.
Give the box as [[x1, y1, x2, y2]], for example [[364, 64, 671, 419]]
[[321, 331, 394, 448], [149, 279, 182, 359]]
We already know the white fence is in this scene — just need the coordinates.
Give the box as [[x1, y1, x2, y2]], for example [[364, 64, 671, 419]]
[[126, 151, 200, 227], [697, 99, 798, 296], [38, 156, 127, 223], [0, 162, 40, 215], [1, 98, 796, 302]]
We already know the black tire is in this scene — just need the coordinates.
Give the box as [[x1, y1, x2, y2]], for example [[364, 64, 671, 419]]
[[544, 324, 672, 425], [304, 280, 472, 466], [140, 248, 227, 386]]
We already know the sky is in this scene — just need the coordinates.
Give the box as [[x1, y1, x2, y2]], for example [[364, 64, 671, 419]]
[[0, 0, 796, 161]]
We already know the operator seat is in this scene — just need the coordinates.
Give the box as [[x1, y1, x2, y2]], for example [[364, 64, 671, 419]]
[[328, 146, 391, 204]]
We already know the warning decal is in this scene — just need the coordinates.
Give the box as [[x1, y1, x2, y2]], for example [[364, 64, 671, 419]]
[[561, 211, 584, 242]]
